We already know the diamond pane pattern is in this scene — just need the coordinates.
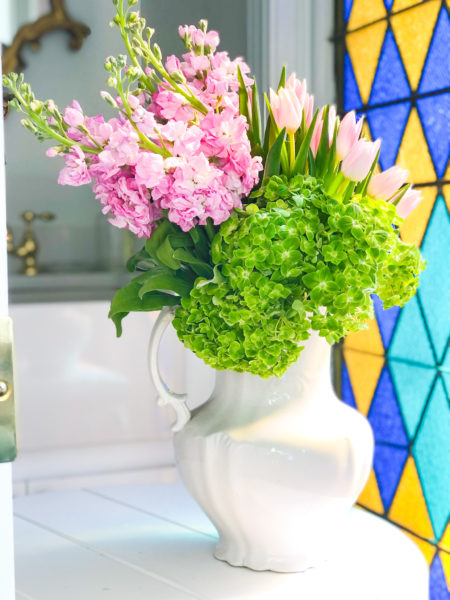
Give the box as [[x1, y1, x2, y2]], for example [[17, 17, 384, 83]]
[[336, 1, 450, 594]]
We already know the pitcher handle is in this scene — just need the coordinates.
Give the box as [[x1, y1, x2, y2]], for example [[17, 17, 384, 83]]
[[148, 306, 191, 432]]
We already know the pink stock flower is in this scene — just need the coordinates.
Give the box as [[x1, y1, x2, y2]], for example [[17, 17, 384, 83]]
[[64, 100, 84, 128], [58, 146, 91, 186], [205, 30, 220, 51], [135, 152, 165, 188], [368, 166, 409, 201], [165, 55, 181, 75], [269, 87, 302, 134], [336, 111, 364, 161], [341, 138, 381, 181], [395, 187, 423, 219], [93, 168, 157, 238], [49, 21, 261, 235]]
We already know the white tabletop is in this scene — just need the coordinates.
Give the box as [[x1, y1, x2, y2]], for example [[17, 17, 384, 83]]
[[13, 481, 429, 600]]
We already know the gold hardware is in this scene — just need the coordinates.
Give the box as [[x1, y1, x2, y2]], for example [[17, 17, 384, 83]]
[[2, 0, 90, 117], [7, 210, 55, 276], [0, 380, 11, 402], [0, 317, 16, 463]]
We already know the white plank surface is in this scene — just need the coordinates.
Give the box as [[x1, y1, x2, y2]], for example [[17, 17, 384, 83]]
[[14, 482, 429, 600]]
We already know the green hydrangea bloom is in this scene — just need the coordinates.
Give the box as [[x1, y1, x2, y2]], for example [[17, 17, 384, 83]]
[[173, 175, 425, 378]]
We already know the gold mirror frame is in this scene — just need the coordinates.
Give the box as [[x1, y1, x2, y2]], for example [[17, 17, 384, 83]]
[[2, 0, 90, 116]]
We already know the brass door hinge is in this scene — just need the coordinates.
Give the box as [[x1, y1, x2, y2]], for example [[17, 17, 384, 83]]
[[0, 316, 16, 463]]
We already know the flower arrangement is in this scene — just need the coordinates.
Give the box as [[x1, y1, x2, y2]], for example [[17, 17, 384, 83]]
[[3, 0, 425, 378]]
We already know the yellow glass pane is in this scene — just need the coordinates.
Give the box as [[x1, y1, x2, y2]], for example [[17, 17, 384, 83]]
[[444, 181, 450, 212], [440, 551, 450, 588], [393, 0, 426, 11], [391, 1, 441, 91], [343, 350, 384, 415], [404, 531, 436, 565], [400, 186, 437, 247], [388, 457, 435, 540], [441, 522, 450, 552], [347, 21, 388, 103], [348, 0, 387, 30], [358, 469, 384, 514], [397, 108, 436, 183], [344, 318, 384, 355]]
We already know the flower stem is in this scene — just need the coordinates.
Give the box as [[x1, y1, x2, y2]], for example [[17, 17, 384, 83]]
[[288, 133, 296, 173]]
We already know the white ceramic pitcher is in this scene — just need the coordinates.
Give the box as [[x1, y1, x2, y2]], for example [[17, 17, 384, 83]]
[[149, 306, 374, 572]]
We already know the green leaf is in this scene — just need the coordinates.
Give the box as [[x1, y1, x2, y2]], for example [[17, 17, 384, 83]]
[[155, 235, 182, 270], [126, 248, 154, 272], [237, 65, 250, 122], [145, 220, 173, 259], [251, 81, 262, 148], [138, 271, 193, 298], [263, 127, 286, 178], [292, 109, 319, 175], [108, 281, 180, 337], [355, 147, 380, 196], [172, 248, 214, 278], [277, 66, 286, 90]]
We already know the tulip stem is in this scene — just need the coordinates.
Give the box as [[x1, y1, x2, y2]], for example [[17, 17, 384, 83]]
[[288, 133, 296, 173]]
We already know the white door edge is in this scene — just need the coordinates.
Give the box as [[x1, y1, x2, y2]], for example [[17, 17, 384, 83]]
[[0, 57, 16, 600]]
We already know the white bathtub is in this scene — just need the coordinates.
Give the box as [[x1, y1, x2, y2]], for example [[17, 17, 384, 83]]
[[9, 301, 215, 495]]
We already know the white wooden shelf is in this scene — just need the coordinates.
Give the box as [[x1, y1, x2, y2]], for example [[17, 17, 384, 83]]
[[13, 481, 429, 599]]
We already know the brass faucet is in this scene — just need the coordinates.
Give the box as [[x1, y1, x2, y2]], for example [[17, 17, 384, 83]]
[[7, 211, 55, 276]]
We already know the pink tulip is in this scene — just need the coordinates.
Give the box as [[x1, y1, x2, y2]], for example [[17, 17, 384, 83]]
[[286, 73, 307, 107], [395, 187, 423, 218], [336, 111, 363, 161], [269, 87, 302, 134], [341, 138, 381, 181], [304, 93, 314, 127], [310, 105, 339, 156], [367, 165, 409, 201], [286, 73, 315, 127]]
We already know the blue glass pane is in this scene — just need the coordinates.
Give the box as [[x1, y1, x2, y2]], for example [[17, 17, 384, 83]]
[[372, 294, 400, 350], [419, 6, 450, 94], [367, 102, 410, 169], [429, 554, 449, 600], [418, 196, 450, 363], [389, 360, 436, 439], [368, 366, 409, 445], [373, 444, 408, 512], [341, 361, 357, 409], [388, 296, 435, 366], [417, 93, 450, 179], [344, 0, 353, 22], [413, 378, 450, 539], [343, 53, 362, 111], [369, 30, 410, 105], [383, 0, 394, 9], [441, 346, 450, 397]]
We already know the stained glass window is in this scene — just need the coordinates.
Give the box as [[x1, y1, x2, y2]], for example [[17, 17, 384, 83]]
[[334, 1, 449, 597]]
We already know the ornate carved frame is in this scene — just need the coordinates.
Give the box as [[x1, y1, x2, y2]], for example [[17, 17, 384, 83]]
[[2, 0, 90, 116]]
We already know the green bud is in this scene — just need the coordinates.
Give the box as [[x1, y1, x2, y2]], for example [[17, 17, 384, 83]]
[[198, 19, 208, 33], [106, 76, 118, 88], [21, 118, 38, 133], [100, 91, 118, 108], [170, 70, 186, 84], [30, 100, 43, 114], [128, 0, 138, 5], [152, 43, 162, 61], [145, 27, 154, 40]]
